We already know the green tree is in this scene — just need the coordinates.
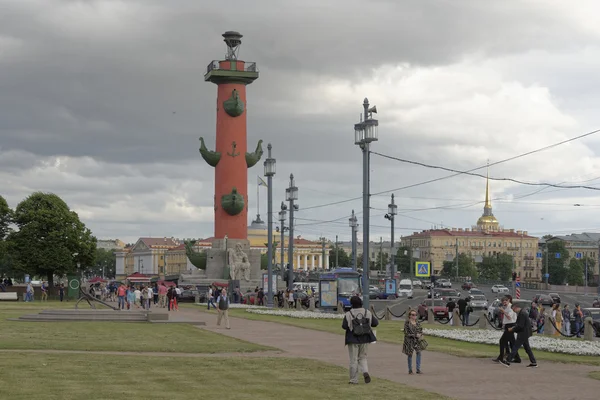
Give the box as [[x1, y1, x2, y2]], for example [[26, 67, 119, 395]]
[[356, 253, 372, 271], [329, 246, 351, 268], [8, 192, 97, 286], [566, 258, 584, 286], [0, 195, 14, 278], [395, 246, 412, 274], [496, 253, 514, 282], [442, 253, 478, 279], [477, 254, 513, 281], [86, 248, 116, 278], [544, 241, 569, 285]]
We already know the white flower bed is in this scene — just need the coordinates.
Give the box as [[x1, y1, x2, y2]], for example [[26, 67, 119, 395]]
[[196, 302, 267, 309], [246, 309, 344, 319], [424, 329, 600, 356]]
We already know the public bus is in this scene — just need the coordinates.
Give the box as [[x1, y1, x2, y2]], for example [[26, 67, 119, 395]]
[[319, 268, 362, 310]]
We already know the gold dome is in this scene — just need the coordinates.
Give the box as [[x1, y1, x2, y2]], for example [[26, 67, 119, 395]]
[[477, 215, 499, 226]]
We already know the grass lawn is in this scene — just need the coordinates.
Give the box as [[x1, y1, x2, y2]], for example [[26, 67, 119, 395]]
[[590, 371, 600, 380], [0, 353, 448, 400], [221, 308, 600, 366], [0, 303, 268, 354]]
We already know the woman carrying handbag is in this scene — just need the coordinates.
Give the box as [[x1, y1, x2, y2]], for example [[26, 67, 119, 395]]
[[403, 310, 428, 374]]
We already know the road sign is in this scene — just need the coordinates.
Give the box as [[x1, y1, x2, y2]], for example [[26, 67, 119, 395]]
[[576, 252, 582, 259], [555, 253, 561, 259], [544, 273, 550, 278], [415, 261, 431, 277], [536, 252, 542, 258]]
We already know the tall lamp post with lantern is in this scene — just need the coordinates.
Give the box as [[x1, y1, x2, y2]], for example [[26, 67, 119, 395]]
[[263, 143, 276, 307], [385, 194, 397, 280], [285, 174, 299, 291], [354, 98, 378, 311], [349, 210, 358, 271]]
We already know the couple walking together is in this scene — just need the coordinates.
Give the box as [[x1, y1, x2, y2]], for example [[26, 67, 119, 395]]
[[342, 296, 427, 384]]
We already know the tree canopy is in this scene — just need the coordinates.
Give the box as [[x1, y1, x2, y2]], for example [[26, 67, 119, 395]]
[[86, 248, 116, 279], [329, 246, 351, 268], [543, 241, 569, 285], [8, 192, 96, 285], [0, 195, 14, 278], [442, 253, 478, 279], [477, 254, 513, 281]]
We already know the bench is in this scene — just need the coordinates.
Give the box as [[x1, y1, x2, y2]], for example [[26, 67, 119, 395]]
[[0, 292, 18, 301]]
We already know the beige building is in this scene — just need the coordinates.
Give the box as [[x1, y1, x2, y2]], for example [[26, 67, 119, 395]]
[[544, 233, 600, 281], [400, 175, 541, 282], [97, 239, 126, 250], [115, 237, 182, 280]]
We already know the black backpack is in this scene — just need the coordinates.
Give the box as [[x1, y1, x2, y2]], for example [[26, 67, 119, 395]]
[[350, 311, 371, 336]]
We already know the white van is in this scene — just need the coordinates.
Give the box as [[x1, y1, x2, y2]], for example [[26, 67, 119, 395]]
[[292, 282, 319, 293], [397, 279, 414, 299]]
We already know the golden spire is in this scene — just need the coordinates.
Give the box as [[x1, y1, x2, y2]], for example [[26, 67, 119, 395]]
[[485, 161, 491, 209]]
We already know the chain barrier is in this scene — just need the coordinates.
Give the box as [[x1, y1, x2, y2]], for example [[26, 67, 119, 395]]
[[435, 316, 452, 325], [388, 308, 407, 318], [547, 317, 586, 338], [457, 313, 481, 327], [484, 314, 503, 331], [373, 309, 386, 320]]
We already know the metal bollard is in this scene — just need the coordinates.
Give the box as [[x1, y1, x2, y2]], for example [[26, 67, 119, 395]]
[[385, 306, 392, 320], [584, 317, 594, 341]]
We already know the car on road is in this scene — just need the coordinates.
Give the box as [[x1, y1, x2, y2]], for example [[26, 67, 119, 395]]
[[461, 281, 474, 290], [369, 287, 381, 300], [438, 288, 460, 301], [548, 293, 561, 304], [532, 294, 554, 307], [491, 285, 509, 294], [469, 288, 485, 296], [397, 279, 414, 299], [296, 291, 319, 309], [511, 299, 533, 315], [436, 279, 452, 288], [428, 288, 442, 299], [418, 298, 449, 321], [412, 280, 423, 288], [468, 294, 488, 310]]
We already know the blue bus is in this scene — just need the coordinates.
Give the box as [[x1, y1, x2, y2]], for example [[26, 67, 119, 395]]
[[319, 268, 362, 310]]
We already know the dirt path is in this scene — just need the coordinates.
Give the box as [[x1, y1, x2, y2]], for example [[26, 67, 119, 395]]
[[184, 307, 599, 400], [0, 349, 284, 358]]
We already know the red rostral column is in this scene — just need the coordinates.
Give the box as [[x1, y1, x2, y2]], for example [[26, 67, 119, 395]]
[[200, 31, 262, 240]]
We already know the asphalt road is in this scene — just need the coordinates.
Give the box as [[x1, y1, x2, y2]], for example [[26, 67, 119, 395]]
[[370, 283, 600, 324]]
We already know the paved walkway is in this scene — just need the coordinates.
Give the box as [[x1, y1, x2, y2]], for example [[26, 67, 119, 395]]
[[171, 307, 599, 400]]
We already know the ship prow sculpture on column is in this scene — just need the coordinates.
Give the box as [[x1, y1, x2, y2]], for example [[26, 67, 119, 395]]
[[182, 31, 263, 291]]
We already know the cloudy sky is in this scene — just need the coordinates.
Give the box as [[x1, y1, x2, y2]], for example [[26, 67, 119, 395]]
[[2, 0, 600, 245]]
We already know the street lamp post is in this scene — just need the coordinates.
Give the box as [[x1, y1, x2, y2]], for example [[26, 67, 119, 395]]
[[385, 194, 397, 280], [349, 210, 358, 271], [354, 97, 378, 311], [285, 174, 299, 291], [279, 203, 287, 281], [264, 143, 276, 308]]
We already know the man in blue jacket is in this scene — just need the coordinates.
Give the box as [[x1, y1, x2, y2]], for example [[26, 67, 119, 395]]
[[502, 303, 537, 368]]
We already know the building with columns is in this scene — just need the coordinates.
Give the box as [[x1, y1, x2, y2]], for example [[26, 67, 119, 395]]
[[115, 237, 182, 281], [400, 174, 541, 282]]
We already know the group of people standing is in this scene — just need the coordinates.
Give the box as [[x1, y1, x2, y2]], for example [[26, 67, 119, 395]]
[[116, 283, 181, 311]]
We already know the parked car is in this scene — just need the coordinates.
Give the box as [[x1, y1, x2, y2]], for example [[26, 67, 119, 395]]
[[567, 308, 600, 337], [178, 289, 199, 303], [296, 291, 319, 308], [461, 281, 474, 290], [369, 287, 381, 300], [469, 288, 485, 296], [548, 293, 561, 304], [468, 294, 488, 310], [512, 299, 533, 315], [438, 288, 460, 301], [532, 294, 554, 307], [418, 298, 449, 321], [491, 285, 509, 294]]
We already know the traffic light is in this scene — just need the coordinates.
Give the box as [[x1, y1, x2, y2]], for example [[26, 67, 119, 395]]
[[512, 272, 517, 281]]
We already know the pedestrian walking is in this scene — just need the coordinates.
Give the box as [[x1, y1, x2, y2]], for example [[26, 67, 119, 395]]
[[59, 283, 65, 302], [562, 304, 571, 335], [216, 288, 230, 329], [207, 286, 216, 310], [573, 303, 584, 338], [552, 304, 562, 336], [493, 296, 521, 363], [502, 302, 538, 368], [41, 281, 48, 301], [117, 284, 127, 310], [446, 298, 456, 326], [341, 296, 378, 384], [403, 310, 428, 374], [457, 296, 468, 326]]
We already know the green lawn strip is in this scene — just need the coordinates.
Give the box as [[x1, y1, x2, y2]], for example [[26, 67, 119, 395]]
[[0, 353, 448, 400], [0, 304, 269, 354], [589, 371, 600, 380], [222, 308, 600, 366]]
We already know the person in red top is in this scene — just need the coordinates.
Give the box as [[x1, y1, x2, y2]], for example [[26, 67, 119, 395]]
[[117, 284, 127, 309], [158, 284, 168, 308]]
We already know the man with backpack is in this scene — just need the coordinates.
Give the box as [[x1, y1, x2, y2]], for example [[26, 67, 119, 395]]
[[341, 296, 379, 385]]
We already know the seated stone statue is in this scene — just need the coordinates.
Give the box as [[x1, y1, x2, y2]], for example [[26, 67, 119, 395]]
[[228, 243, 251, 281]]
